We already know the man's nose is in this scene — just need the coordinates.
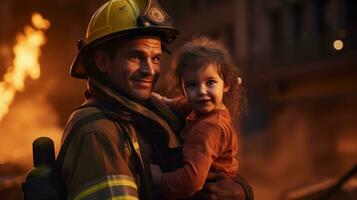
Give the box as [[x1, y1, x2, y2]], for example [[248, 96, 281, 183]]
[[140, 59, 156, 76]]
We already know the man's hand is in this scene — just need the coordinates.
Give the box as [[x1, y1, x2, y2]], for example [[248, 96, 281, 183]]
[[194, 172, 247, 200]]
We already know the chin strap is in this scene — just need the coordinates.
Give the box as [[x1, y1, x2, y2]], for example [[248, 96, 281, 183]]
[[235, 175, 254, 200]]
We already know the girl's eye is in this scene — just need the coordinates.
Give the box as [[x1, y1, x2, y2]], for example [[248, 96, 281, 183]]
[[207, 80, 217, 86]]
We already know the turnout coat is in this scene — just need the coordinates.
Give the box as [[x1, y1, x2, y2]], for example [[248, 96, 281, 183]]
[[60, 79, 182, 200]]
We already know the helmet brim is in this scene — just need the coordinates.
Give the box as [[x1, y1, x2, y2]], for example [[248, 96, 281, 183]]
[[70, 26, 179, 79]]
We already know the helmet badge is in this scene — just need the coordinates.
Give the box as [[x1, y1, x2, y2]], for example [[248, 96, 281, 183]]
[[148, 7, 165, 23]]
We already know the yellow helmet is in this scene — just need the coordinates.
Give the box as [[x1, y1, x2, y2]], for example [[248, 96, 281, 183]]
[[70, 0, 179, 79]]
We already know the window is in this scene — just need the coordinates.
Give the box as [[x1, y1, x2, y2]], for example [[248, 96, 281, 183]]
[[270, 10, 283, 47], [291, 3, 304, 42]]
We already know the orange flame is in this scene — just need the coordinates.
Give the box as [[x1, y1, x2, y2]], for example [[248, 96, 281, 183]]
[[0, 13, 50, 121]]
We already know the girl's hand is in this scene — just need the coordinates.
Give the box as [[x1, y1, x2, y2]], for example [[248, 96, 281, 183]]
[[151, 92, 165, 101], [151, 92, 175, 104]]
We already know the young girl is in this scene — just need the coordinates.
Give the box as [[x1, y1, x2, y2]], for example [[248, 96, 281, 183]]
[[151, 37, 244, 198]]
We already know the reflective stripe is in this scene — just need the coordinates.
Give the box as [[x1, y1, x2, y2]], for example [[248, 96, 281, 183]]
[[125, 125, 143, 165], [107, 195, 139, 200], [133, 142, 139, 151], [73, 176, 138, 200], [83, 184, 138, 200]]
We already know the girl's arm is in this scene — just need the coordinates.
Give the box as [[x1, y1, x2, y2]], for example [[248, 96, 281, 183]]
[[159, 121, 226, 198], [151, 92, 192, 118]]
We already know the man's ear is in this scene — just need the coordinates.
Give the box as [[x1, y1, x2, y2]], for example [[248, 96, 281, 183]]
[[94, 50, 109, 72], [224, 82, 230, 93]]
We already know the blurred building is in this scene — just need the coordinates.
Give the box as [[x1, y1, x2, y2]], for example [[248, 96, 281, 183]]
[[162, 0, 357, 199]]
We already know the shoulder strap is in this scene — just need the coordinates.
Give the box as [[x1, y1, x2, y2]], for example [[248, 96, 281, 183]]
[[53, 108, 107, 199], [56, 110, 106, 166], [57, 98, 114, 163], [113, 121, 153, 200], [90, 99, 153, 200]]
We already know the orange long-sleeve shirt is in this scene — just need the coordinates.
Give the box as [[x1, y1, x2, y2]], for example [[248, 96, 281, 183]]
[[160, 108, 239, 198]]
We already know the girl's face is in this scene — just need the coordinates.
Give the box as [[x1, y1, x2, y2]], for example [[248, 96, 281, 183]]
[[181, 63, 230, 114]]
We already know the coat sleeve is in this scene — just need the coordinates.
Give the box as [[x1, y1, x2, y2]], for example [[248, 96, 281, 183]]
[[160, 121, 226, 198], [61, 123, 139, 200]]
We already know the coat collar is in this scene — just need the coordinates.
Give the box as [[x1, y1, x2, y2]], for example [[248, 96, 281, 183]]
[[85, 79, 181, 148]]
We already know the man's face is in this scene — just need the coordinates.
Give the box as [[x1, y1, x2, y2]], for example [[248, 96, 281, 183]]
[[97, 37, 162, 101]]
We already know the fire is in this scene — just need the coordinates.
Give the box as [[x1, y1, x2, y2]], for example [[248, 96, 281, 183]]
[[0, 13, 50, 121], [0, 13, 61, 168]]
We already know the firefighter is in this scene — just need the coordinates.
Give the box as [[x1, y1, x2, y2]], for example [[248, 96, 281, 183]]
[[61, 0, 253, 199]]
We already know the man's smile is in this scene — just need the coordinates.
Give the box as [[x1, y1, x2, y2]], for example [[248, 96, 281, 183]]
[[132, 78, 153, 87]]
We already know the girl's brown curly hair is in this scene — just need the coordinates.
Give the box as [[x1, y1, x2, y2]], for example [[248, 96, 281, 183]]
[[173, 36, 246, 117]]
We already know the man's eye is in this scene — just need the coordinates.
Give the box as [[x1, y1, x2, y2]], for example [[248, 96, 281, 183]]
[[129, 55, 141, 62], [152, 56, 161, 64]]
